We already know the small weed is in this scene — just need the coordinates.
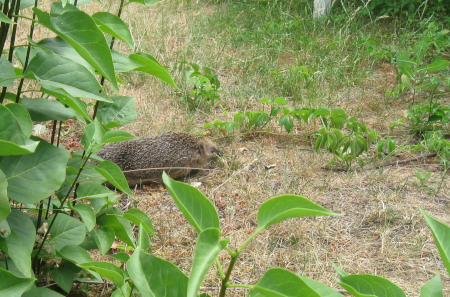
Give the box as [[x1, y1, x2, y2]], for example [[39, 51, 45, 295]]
[[177, 61, 221, 111], [414, 168, 432, 187]]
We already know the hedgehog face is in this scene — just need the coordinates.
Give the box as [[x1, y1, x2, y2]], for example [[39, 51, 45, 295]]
[[198, 139, 222, 160]]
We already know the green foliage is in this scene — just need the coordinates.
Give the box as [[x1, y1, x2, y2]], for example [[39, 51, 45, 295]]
[[0, 0, 170, 295], [365, 0, 449, 22], [206, 98, 383, 168], [177, 61, 221, 110]]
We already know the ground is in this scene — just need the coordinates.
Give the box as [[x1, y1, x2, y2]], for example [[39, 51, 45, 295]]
[[26, 0, 450, 295]]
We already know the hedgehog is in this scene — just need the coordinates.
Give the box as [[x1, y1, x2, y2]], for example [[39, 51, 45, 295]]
[[97, 132, 222, 186]]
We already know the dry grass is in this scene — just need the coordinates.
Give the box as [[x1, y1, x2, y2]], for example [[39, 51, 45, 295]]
[[109, 1, 449, 296], [13, 0, 449, 295]]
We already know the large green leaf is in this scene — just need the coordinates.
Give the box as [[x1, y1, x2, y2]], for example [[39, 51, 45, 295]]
[[0, 57, 16, 86], [0, 169, 10, 222], [49, 261, 80, 293], [44, 89, 91, 122], [420, 59, 450, 72], [130, 53, 176, 87], [0, 11, 15, 24], [95, 160, 132, 196], [71, 203, 96, 231], [3, 210, 35, 277], [188, 228, 228, 297], [337, 274, 405, 297], [76, 181, 120, 214], [81, 119, 105, 154], [57, 245, 92, 265], [123, 208, 155, 236], [34, 3, 117, 89], [91, 227, 115, 254], [49, 213, 86, 251], [96, 96, 137, 129], [103, 130, 138, 143], [0, 104, 39, 156], [92, 12, 134, 49], [39, 37, 94, 74], [126, 249, 188, 297], [0, 140, 70, 204], [97, 209, 135, 247], [79, 261, 124, 287], [21, 97, 77, 121], [257, 195, 339, 230], [162, 172, 219, 233], [422, 210, 450, 275], [421, 274, 442, 297], [112, 51, 141, 73], [249, 268, 344, 297], [0, 268, 34, 297], [28, 50, 110, 102]]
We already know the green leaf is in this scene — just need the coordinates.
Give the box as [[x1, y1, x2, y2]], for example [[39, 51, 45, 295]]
[[81, 119, 105, 153], [130, 53, 176, 87], [21, 97, 77, 121], [126, 249, 188, 297], [0, 140, 70, 204], [96, 96, 137, 129], [279, 115, 293, 133], [103, 130, 138, 143], [97, 209, 135, 247], [3, 210, 35, 277], [28, 50, 110, 103], [76, 181, 120, 214], [0, 57, 16, 86], [249, 268, 344, 297], [49, 261, 80, 293], [111, 282, 132, 297], [49, 213, 86, 251], [108, 252, 130, 264], [46, 90, 91, 122], [421, 274, 442, 297], [57, 245, 92, 264], [163, 172, 219, 233], [257, 194, 339, 230], [0, 104, 39, 156], [123, 208, 155, 236], [0, 169, 10, 222], [112, 51, 142, 73], [39, 37, 95, 74], [20, 0, 41, 10], [79, 261, 124, 287], [0, 268, 34, 297], [421, 59, 450, 72], [337, 274, 405, 297], [0, 11, 15, 24], [34, 4, 118, 89], [91, 227, 115, 254], [92, 12, 134, 49], [188, 228, 228, 297], [422, 210, 450, 274], [95, 161, 132, 196], [137, 223, 150, 250], [22, 286, 65, 297], [71, 203, 96, 231]]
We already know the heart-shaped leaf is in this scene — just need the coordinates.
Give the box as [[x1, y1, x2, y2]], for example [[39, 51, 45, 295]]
[[421, 274, 442, 297], [49, 213, 86, 251]]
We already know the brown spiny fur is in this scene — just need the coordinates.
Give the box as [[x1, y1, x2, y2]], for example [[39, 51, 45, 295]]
[[97, 132, 221, 185]]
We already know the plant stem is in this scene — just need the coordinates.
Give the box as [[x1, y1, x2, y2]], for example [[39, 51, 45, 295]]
[[0, 0, 16, 103], [237, 228, 261, 254], [33, 153, 91, 272], [215, 258, 225, 279], [218, 254, 237, 297], [15, 0, 39, 103]]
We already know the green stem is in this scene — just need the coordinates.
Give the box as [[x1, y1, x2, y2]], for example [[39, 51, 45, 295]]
[[218, 254, 237, 297], [15, 0, 39, 103], [33, 153, 91, 272], [215, 258, 225, 280], [237, 228, 262, 254]]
